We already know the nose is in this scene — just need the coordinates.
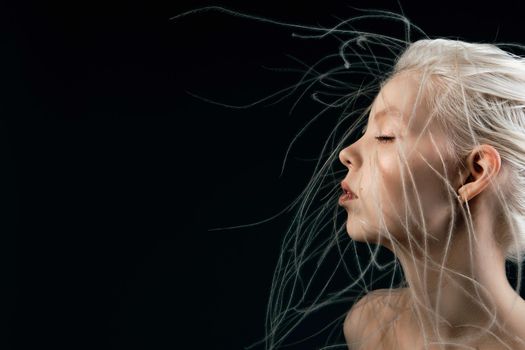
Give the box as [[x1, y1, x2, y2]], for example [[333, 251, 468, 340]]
[[339, 146, 353, 169]]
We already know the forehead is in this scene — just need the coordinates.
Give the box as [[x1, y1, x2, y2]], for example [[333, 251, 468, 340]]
[[370, 71, 427, 130]]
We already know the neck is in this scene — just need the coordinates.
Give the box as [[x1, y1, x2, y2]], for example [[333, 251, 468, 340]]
[[390, 204, 525, 347]]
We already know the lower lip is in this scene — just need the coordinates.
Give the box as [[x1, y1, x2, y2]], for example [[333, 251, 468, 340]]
[[338, 193, 356, 205]]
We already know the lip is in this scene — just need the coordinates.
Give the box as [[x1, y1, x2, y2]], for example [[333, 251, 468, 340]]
[[339, 181, 358, 205]]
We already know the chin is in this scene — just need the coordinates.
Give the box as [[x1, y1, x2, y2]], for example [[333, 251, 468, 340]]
[[346, 221, 380, 244]]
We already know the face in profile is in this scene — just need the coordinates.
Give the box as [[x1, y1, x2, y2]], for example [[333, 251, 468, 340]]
[[338, 70, 460, 253]]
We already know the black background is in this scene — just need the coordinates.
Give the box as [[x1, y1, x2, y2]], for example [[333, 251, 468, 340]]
[[3, 0, 525, 349]]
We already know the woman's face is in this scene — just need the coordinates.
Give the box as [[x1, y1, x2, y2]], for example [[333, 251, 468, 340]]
[[338, 70, 458, 251]]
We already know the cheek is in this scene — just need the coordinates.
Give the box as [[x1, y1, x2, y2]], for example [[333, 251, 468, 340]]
[[358, 153, 409, 236], [376, 153, 406, 206], [372, 150, 447, 239], [379, 162, 409, 230]]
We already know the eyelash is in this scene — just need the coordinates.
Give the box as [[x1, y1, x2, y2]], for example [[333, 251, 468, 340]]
[[361, 126, 395, 143], [375, 136, 395, 143]]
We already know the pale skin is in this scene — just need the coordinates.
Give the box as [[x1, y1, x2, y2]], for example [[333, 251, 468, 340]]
[[338, 71, 525, 349]]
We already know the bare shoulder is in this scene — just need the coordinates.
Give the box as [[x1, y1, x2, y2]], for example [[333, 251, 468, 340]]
[[343, 288, 409, 349]]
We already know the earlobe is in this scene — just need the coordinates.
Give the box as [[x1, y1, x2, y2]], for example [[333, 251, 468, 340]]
[[457, 188, 465, 203], [456, 162, 473, 203]]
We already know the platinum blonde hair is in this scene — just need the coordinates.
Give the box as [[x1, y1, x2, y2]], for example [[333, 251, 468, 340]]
[[172, 6, 525, 350], [394, 38, 525, 263]]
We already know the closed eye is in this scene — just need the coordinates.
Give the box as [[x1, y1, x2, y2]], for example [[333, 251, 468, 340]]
[[375, 136, 395, 143], [361, 124, 394, 143]]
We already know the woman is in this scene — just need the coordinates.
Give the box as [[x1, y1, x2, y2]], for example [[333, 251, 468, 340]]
[[339, 43, 525, 348], [173, 7, 525, 349]]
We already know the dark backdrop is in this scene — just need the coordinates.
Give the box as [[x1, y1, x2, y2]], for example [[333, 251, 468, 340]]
[[3, 1, 525, 349]]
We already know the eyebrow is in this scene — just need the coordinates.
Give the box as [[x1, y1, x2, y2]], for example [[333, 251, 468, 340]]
[[371, 107, 402, 122], [361, 106, 402, 134]]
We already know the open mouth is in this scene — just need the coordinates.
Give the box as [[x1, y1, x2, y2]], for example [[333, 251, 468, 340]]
[[340, 181, 358, 199], [339, 181, 358, 204]]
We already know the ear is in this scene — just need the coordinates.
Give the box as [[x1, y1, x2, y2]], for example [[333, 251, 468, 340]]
[[457, 145, 501, 203]]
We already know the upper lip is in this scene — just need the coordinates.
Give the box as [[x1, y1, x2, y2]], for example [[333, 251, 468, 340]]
[[340, 181, 358, 199]]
